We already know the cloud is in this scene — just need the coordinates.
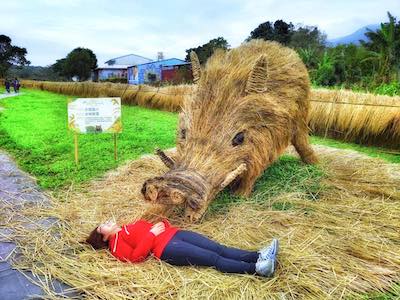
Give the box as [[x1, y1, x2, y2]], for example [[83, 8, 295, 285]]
[[2, 0, 399, 65]]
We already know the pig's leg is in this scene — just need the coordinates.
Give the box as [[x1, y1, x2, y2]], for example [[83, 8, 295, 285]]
[[232, 174, 256, 196], [184, 187, 229, 222], [184, 203, 208, 222], [232, 162, 269, 197], [292, 122, 318, 164]]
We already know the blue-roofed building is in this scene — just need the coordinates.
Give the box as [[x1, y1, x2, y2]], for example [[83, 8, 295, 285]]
[[127, 58, 190, 85], [93, 54, 153, 81], [104, 54, 152, 66]]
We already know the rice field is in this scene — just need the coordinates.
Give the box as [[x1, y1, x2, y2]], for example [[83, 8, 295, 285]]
[[22, 80, 400, 148]]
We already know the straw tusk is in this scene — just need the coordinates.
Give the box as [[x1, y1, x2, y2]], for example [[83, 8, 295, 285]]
[[220, 163, 247, 189], [155, 148, 175, 169]]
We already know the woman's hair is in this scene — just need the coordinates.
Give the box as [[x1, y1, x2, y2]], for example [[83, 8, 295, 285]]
[[86, 227, 109, 250]]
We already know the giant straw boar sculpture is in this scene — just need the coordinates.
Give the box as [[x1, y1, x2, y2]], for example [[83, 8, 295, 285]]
[[142, 39, 318, 222]]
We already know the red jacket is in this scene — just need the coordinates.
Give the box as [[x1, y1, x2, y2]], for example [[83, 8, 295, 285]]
[[108, 219, 179, 262]]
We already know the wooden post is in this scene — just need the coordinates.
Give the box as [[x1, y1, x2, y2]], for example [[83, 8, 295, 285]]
[[74, 133, 79, 165], [113, 133, 117, 161]]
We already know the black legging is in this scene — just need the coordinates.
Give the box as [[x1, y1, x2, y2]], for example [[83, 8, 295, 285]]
[[160, 230, 258, 274]]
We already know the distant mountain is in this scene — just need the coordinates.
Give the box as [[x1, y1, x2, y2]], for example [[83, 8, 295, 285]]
[[327, 24, 380, 47]]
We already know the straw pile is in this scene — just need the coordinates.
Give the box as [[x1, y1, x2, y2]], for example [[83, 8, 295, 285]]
[[4, 146, 400, 299], [309, 88, 400, 148]]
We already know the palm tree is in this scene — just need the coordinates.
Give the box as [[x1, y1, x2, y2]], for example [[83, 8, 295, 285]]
[[362, 12, 400, 83], [298, 47, 319, 70]]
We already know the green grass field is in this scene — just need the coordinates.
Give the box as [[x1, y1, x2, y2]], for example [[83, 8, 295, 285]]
[[211, 155, 324, 215], [0, 89, 328, 215], [0, 89, 177, 189], [311, 136, 400, 164]]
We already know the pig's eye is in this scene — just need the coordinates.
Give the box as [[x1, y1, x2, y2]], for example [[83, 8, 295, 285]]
[[232, 132, 244, 146], [180, 129, 186, 139]]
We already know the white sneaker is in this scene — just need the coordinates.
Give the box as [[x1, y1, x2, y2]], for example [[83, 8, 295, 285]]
[[259, 238, 279, 261], [256, 239, 279, 277], [255, 258, 276, 277]]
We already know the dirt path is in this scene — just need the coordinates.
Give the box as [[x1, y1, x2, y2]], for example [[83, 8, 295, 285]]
[[0, 151, 74, 300]]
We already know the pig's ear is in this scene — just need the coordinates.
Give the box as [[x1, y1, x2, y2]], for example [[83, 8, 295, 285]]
[[245, 54, 269, 94], [143, 183, 158, 202], [190, 51, 201, 83]]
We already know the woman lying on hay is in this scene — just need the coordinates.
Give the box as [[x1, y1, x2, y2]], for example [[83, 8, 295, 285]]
[[86, 218, 279, 277]]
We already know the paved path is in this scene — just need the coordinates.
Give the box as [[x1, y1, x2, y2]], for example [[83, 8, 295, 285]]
[[0, 92, 22, 100], [0, 92, 22, 112], [0, 151, 75, 299]]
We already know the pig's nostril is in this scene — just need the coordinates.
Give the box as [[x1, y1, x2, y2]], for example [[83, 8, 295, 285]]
[[170, 190, 185, 204], [185, 212, 194, 222]]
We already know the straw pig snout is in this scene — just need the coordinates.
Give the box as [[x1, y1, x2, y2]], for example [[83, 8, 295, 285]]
[[141, 170, 209, 211]]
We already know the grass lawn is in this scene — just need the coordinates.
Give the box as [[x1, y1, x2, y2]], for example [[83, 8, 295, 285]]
[[210, 155, 324, 214], [311, 136, 400, 164], [0, 89, 177, 189]]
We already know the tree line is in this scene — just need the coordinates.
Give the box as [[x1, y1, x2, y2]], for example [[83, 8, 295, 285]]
[[186, 12, 399, 92], [0, 39, 97, 81]]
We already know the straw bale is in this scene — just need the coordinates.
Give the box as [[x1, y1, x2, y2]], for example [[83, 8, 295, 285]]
[[21, 80, 192, 112], [4, 145, 400, 299], [309, 89, 400, 148]]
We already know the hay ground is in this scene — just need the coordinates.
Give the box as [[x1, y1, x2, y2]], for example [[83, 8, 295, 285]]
[[5, 145, 400, 299]]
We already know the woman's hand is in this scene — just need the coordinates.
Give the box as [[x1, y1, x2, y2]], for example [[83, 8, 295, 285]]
[[150, 222, 166, 236]]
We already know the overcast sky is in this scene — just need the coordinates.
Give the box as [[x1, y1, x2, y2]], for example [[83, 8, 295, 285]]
[[2, 0, 399, 66]]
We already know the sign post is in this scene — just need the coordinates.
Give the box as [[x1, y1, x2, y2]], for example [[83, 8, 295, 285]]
[[74, 132, 79, 165], [68, 98, 122, 165], [113, 133, 117, 161]]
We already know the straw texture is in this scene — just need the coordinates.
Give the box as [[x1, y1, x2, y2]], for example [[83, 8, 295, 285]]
[[21, 80, 191, 112], [309, 88, 400, 148], [143, 40, 317, 222]]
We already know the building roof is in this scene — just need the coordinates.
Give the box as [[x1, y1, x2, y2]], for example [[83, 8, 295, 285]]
[[128, 58, 190, 68], [95, 64, 130, 70], [105, 54, 153, 66]]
